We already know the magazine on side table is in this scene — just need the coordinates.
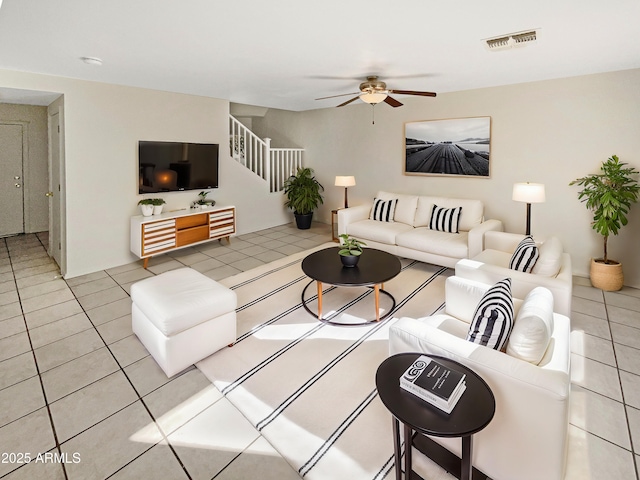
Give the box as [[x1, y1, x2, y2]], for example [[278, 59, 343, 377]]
[[400, 355, 466, 414]]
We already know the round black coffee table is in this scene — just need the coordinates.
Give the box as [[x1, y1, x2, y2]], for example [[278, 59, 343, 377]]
[[301, 247, 401, 324], [376, 353, 495, 480]]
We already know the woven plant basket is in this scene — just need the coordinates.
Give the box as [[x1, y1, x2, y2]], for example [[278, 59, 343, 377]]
[[590, 258, 624, 291]]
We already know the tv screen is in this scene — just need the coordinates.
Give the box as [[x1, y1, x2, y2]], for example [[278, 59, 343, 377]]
[[138, 141, 219, 193]]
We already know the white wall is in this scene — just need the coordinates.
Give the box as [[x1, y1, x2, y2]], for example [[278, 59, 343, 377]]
[[0, 69, 289, 278], [263, 69, 640, 287]]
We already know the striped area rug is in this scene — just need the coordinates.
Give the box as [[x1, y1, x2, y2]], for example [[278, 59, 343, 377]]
[[197, 244, 457, 480]]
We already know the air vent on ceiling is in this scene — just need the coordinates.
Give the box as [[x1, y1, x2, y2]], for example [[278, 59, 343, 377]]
[[484, 29, 539, 51]]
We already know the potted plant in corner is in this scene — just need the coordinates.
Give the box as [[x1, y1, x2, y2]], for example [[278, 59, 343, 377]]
[[137, 198, 154, 217], [150, 198, 166, 215], [570, 154, 639, 291], [283, 167, 324, 229], [338, 234, 366, 267]]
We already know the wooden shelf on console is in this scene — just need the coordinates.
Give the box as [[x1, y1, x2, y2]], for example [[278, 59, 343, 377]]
[[131, 206, 236, 268]]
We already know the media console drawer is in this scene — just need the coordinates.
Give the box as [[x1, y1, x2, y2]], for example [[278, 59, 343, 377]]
[[131, 206, 236, 268], [176, 213, 208, 229], [177, 225, 209, 247]]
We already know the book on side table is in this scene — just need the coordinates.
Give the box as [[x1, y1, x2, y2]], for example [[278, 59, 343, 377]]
[[400, 355, 466, 414]]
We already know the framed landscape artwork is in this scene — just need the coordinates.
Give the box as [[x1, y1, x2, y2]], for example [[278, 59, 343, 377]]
[[404, 116, 491, 177]]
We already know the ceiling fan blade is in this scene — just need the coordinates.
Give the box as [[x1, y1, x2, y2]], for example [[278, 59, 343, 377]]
[[388, 89, 437, 97], [337, 96, 360, 107], [384, 96, 403, 108], [315, 92, 360, 100]]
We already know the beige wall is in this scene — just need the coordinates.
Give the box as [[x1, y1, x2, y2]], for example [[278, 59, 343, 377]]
[[260, 69, 640, 287], [0, 69, 290, 278], [0, 103, 50, 233], [2, 67, 639, 286]]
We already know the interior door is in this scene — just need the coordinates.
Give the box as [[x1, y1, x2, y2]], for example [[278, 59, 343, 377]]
[[0, 124, 25, 237], [49, 112, 62, 267]]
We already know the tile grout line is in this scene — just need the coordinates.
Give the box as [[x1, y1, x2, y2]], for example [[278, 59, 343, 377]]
[[62, 266, 195, 480], [603, 290, 640, 480], [3, 234, 70, 480]]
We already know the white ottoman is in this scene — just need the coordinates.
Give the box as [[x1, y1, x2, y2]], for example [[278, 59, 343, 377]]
[[131, 268, 237, 377]]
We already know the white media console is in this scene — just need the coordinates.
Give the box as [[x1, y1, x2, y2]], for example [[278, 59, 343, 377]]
[[131, 205, 236, 268]]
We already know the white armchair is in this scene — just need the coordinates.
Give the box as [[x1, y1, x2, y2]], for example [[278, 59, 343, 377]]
[[455, 231, 573, 316], [389, 276, 570, 480]]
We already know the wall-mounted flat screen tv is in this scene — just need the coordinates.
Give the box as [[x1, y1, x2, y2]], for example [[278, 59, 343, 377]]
[[139, 141, 219, 194]]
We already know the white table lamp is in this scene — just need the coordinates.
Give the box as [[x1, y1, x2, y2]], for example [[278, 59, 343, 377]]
[[512, 182, 545, 235], [335, 176, 356, 208]]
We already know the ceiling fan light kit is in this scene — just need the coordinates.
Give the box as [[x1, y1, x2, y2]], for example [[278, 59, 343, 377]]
[[316, 75, 436, 109], [360, 91, 387, 104]]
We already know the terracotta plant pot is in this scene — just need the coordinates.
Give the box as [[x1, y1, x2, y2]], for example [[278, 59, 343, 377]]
[[590, 258, 623, 291]]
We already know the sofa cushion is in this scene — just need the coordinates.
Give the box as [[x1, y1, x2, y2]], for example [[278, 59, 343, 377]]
[[414, 196, 483, 231], [396, 228, 469, 258], [430, 205, 462, 233], [347, 219, 413, 245], [532, 236, 563, 277], [376, 191, 418, 225], [506, 287, 554, 364], [370, 198, 397, 222], [509, 235, 539, 273], [466, 278, 514, 350], [471, 248, 511, 268]]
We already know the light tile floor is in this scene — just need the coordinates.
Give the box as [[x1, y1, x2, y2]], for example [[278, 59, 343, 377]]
[[1, 225, 640, 479]]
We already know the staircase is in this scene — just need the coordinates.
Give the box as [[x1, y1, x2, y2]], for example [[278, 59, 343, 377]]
[[229, 115, 304, 192]]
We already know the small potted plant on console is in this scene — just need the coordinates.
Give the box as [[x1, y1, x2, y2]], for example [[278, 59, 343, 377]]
[[137, 198, 154, 217], [338, 234, 366, 267], [151, 198, 166, 215]]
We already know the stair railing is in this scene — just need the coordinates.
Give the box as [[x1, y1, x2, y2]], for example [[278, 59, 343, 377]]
[[229, 115, 303, 192]]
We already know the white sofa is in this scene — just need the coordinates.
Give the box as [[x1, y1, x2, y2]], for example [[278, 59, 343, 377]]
[[337, 191, 503, 268], [389, 276, 570, 480], [455, 230, 573, 316]]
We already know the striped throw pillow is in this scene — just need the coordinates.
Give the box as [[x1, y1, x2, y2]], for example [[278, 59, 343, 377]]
[[429, 205, 462, 233], [466, 278, 514, 350], [509, 235, 539, 273], [370, 198, 397, 222]]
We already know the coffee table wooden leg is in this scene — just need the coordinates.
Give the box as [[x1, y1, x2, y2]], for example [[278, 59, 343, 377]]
[[317, 281, 323, 319], [374, 284, 380, 321]]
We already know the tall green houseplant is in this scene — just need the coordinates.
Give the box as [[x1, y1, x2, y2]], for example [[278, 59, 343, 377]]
[[570, 154, 639, 290], [283, 167, 324, 229]]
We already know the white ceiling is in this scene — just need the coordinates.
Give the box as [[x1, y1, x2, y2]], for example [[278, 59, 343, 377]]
[[1, 0, 639, 111]]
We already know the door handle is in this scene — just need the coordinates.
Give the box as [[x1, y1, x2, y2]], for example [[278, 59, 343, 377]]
[[14, 176, 20, 180], [45, 192, 54, 197]]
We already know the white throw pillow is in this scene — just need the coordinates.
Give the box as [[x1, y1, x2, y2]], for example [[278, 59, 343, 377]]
[[466, 278, 514, 350], [531, 236, 563, 277], [506, 287, 554, 364]]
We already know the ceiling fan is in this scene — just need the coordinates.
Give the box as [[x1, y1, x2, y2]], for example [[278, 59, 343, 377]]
[[315, 75, 437, 107]]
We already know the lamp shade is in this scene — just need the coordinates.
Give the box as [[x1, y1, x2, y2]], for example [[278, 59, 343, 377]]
[[335, 176, 356, 187], [512, 182, 545, 203]]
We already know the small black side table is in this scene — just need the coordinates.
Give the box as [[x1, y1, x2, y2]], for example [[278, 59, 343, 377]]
[[376, 353, 495, 480]]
